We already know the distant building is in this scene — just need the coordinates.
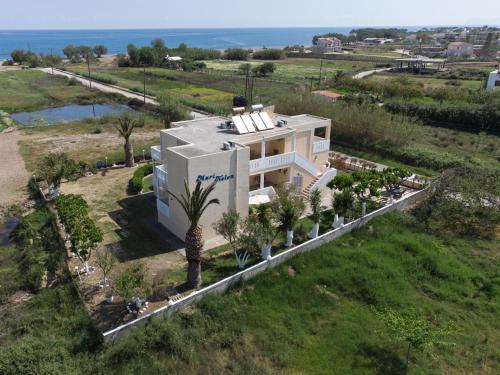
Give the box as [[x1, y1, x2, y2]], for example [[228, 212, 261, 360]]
[[363, 38, 394, 45], [313, 37, 342, 53], [165, 55, 183, 62], [486, 69, 500, 90], [445, 42, 474, 58], [312, 90, 344, 102]]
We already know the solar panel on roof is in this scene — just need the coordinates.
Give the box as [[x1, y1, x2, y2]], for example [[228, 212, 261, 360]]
[[259, 112, 275, 129], [241, 115, 256, 133], [232, 116, 248, 134], [250, 113, 267, 131]]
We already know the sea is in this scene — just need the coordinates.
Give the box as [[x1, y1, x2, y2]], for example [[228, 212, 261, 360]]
[[0, 27, 423, 60]]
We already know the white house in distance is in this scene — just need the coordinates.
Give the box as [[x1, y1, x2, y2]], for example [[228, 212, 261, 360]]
[[314, 37, 342, 53], [150, 107, 336, 242], [445, 42, 474, 58], [486, 68, 500, 90]]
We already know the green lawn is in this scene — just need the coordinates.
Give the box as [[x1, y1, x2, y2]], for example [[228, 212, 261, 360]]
[[0, 70, 119, 113], [1, 212, 498, 374]]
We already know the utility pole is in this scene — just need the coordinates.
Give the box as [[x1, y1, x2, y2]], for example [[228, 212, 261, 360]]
[[50, 48, 54, 74], [87, 54, 92, 89], [318, 59, 323, 87], [143, 65, 146, 104]]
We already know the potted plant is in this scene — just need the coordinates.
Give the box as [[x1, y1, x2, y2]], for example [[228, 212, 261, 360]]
[[308, 188, 322, 239], [272, 185, 305, 247]]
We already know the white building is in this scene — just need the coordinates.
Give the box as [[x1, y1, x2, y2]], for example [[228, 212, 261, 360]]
[[150, 110, 335, 241], [313, 37, 342, 53], [486, 69, 500, 90], [445, 42, 474, 58]]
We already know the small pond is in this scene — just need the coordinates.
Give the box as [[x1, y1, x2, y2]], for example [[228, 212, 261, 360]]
[[11, 104, 132, 126]]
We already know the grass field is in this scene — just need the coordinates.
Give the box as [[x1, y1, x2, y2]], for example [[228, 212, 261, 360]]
[[204, 58, 378, 83], [367, 72, 484, 90], [1, 211, 498, 374], [0, 70, 119, 113], [18, 113, 164, 171]]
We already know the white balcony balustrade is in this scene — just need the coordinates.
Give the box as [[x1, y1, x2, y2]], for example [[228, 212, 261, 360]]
[[249, 152, 295, 173], [312, 139, 330, 154], [150, 145, 161, 161]]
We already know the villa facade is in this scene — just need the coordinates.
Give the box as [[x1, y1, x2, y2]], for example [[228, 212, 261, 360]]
[[150, 110, 335, 241]]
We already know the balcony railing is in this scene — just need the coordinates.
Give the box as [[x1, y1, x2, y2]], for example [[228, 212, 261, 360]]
[[150, 145, 161, 161], [156, 198, 170, 218], [249, 152, 295, 173], [312, 139, 330, 154]]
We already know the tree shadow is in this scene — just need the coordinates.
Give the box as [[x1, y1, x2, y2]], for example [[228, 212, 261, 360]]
[[107, 192, 184, 262], [355, 342, 406, 375]]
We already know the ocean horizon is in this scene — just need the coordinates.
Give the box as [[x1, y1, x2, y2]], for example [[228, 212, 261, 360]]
[[0, 26, 432, 59]]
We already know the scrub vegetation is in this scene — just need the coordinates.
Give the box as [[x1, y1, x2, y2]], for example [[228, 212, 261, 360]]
[[1, 212, 499, 374]]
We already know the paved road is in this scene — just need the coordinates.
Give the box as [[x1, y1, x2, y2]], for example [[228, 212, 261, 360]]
[[352, 67, 393, 80], [39, 68, 207, 119]]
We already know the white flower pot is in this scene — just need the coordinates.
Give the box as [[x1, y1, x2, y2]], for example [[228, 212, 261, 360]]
[[261, 244, 272, 260], [286, 230, 294, 247], [308, 223, 320, 239]]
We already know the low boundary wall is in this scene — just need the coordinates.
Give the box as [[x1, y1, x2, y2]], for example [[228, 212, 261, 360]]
[[103, 188, 427, 342]]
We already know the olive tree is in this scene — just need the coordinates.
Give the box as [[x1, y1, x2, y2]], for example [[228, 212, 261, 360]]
[[375, 308, 454, 370], [213, 211, 249, 269]]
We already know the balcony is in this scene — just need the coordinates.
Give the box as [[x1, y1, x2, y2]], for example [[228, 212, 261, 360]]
[[312, 139, 330, 154], [249, 152, 295, 173], [150, 145, 161, 161]]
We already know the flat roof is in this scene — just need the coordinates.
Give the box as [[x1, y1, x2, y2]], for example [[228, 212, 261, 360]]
[[162, 113, 329, 158]]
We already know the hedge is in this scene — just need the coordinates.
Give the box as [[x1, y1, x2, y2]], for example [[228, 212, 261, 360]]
[[384, 102, 500, 134], [129, 164, 153, 194]]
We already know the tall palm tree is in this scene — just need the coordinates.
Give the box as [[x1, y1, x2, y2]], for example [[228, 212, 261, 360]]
[[168, 179, 219, 288], [114, 114, 144, 167]]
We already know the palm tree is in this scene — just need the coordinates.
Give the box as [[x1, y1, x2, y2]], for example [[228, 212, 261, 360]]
[[168, 179, 219, 288], [114, 114, 144, 167]]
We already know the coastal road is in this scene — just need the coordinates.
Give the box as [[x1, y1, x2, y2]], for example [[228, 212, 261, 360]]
[[39, 68, 207, 119]]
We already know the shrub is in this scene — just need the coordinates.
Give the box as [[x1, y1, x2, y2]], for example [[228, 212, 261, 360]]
[[223, 48, 250, 61], [252, 49, 286, 60], [129, 163, 153, 194], [413, 167, 500, 238], [115, 263, 150, 300]]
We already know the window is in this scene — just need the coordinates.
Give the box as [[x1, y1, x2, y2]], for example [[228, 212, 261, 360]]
[[314, 127, 327, 139]]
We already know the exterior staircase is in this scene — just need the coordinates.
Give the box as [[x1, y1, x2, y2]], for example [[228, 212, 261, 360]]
[[301, 176, 320, 200]]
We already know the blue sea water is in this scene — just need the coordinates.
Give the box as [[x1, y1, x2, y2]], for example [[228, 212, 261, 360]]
[[0, 27, 423, 59]]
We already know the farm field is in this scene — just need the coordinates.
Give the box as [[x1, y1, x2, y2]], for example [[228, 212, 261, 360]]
[[1, 212, 498, 374], [203, 57, 378, 82]]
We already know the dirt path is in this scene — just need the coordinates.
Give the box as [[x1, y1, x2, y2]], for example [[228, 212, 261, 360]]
[[39, 68, 207, 119], [0, 129, 30, 208]]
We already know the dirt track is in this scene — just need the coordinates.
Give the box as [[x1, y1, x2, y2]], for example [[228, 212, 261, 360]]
[[0, 129, 30, 208]]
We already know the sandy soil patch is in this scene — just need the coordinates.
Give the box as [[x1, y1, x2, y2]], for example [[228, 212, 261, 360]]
[[0, 129, 31, 208]]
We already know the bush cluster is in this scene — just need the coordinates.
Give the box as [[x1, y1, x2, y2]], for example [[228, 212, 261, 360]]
[[252, 49, 286, 60], [384, 102, 500, 134], [129, 164, 153, 194]]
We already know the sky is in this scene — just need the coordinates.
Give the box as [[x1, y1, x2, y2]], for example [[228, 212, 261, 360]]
[[0, 0, 499, 29]]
